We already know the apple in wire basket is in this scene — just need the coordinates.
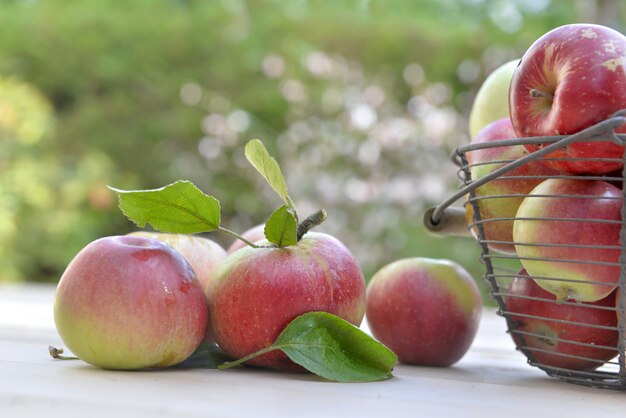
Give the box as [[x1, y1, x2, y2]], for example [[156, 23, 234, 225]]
[[506, 270, 618, 372], [469, 58, 519, 139], [509, 23, 626, 175], [465, 118, 560, 254], [513, 178, 621, 302]]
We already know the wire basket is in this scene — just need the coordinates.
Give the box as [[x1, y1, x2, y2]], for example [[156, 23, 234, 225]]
[[424, 111, 626, 390]]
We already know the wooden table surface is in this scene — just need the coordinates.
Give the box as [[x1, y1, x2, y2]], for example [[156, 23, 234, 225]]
[[1, 283, 624, 418]]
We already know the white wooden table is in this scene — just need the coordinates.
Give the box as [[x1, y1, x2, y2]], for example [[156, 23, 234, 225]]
[[1, 283, 624, 418]]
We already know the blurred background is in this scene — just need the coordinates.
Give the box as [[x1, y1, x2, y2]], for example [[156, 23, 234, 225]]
[[1, 0, 625, 300]]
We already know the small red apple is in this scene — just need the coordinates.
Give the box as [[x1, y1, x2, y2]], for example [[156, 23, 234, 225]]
[[513, 178, 621, 302], [54, 236, 208, 370], [506, 270, 618, 372], [365, 258, 482, 367], [207, 232, 367, 370], [226, 224, 266, 254], [509, 23, 626, 174], [466, 118, 560, 254]]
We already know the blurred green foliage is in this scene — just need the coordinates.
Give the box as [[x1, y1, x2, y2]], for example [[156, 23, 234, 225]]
[[0, 0, 624, 304]]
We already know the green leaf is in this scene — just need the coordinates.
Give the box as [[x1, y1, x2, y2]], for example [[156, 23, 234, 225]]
[[219, 312, 397, 383], [264, 205, 298, 247], [244, 139, 297, 214], [109, 180, 220, 234], [175, 343, 233, 369]]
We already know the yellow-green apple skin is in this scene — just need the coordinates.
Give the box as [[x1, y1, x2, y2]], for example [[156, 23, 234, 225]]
[[366, 258, 482, 367], [466, 118, 560, 254], [469, 59, 519, 139], [128, 231, 226, 291], [207, 232, 366, 371], [513, 179, 621, 302], [54, 235, 208, 370]]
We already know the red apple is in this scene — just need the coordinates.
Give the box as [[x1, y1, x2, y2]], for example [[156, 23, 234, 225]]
[[466, 118, 560, 254], [54, 236, 208, 370], [365, 258, 482, 367], [513, 179, 621, 302], [227, 224, 266, 254], [128, 231, 227, 290], [506, 270, 618, 372], [509, 23, 626, 174], [207, 231, 367, 370]]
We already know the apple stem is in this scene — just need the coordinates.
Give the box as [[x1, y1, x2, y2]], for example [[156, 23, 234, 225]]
[[218, 226, 260, 249], [48, 346, 79, 361], [529, 88, 554, 100], [296, 209, 328, 241]]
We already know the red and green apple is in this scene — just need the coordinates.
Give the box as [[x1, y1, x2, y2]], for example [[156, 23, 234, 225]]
[[513, 178, 621, 302], [365, 257, 482, 367], [207, 231, 367, 371], [54, 235, 208, 370], [466, 117, 560, 254]]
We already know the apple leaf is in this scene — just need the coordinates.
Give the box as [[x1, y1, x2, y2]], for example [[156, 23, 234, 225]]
[[244, 139, 297, 216], [175, 343, 233, 369], [219, 312, 398, 383], [109, 180, 221, 234], [264, 205, 298, 247]]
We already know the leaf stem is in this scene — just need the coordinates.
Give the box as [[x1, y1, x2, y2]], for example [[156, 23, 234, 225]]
[[217, 345, 279, 370], [286, 196, 299, 224], [218, 226, 260, 249]]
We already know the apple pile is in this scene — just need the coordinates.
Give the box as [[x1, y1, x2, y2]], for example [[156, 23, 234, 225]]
[[52, 139, 400, 382], [466, 23, 626, 372]]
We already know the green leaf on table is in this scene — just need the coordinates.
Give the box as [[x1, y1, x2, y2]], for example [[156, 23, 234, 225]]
[[175, 343, 233, 369], [109, 180, 220, 234], [244, 139, 297, 215], [219, 312, 398, 383], [264, 205, 298, 247]]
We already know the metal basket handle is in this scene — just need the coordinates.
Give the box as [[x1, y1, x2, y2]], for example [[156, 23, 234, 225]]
[[424, 110, 626, 236]]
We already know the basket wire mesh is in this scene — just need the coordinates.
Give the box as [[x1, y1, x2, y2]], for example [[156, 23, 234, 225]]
[[425, 111, 626, 390]]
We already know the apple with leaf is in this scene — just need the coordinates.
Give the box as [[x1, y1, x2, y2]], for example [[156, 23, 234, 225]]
[[103, 139, 396, 382]]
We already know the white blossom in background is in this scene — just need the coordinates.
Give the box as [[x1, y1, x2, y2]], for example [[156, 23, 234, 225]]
[[187, 49, 466, 276]]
